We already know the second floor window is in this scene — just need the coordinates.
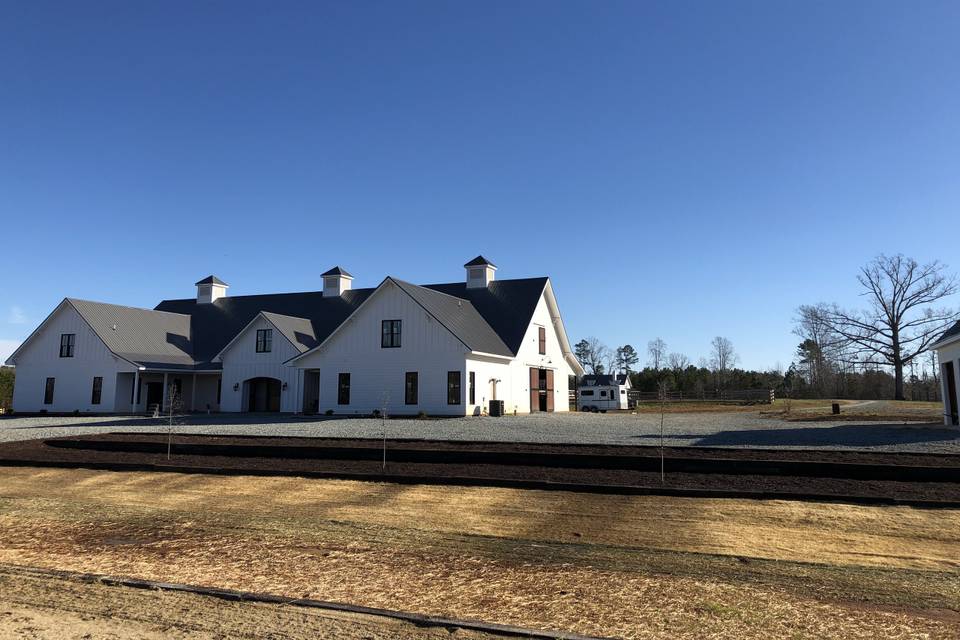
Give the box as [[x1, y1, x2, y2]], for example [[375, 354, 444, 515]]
[[382, 320, 401, 348], [256, 329, 272, 353], [538, 326, 546, 354], [60, 333, 75, 357]]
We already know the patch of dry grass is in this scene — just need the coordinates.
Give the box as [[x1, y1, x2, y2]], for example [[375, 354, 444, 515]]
[[0, 467, 957, 639]]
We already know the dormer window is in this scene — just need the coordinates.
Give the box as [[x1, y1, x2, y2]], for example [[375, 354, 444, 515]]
[[382, 320, 401, 348], [59, 333, 75, 358], [256, 328, 273, 353]]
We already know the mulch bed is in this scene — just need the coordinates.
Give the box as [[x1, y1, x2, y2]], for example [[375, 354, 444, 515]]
[[1, 433, 959, 504]]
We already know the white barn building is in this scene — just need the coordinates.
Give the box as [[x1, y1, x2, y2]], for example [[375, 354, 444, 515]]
[[6, 257, 584, 416], [934, 321, 960, 426]]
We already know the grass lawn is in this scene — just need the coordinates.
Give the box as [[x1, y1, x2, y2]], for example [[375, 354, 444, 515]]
[[0, 467, 957, 638], [629, 398, 944, 422]]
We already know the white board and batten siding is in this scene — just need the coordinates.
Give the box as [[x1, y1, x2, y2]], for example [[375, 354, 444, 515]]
[[218, 315, 302, 413], [507, 293, 572, 413], [296, 280, 469, 415], [10, 302, 135, 413]]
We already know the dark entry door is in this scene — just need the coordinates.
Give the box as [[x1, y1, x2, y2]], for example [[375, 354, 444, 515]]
[[247, 378, 281, 412], [946, 362, 958, 425], [145, 382, 163, 409]]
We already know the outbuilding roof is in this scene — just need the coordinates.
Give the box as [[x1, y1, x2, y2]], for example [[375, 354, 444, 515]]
[[933, 320, 960, 349]]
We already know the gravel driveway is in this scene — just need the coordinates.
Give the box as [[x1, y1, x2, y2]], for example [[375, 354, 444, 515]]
[[1, 410, 957, 453]]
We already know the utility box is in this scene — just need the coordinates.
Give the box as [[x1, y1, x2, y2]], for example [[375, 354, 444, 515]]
[[489, 400, 505, 417]]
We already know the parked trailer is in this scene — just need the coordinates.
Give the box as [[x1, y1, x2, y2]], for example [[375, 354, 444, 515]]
[[577, 385, 628, 412]]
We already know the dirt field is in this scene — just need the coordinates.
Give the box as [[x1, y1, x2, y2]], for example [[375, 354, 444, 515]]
[[0, 466, 958, 638], [0, 565, 505, 640]]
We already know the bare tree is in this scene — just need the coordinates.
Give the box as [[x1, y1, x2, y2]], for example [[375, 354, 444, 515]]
[[647, 338, 667, 371], [808, 254, 958, 400], [667, 352, 689, 372], [709, 336, 737, 389], [574, 337, 610, 375]]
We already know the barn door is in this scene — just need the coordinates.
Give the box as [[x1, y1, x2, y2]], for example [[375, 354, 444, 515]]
[[545, 369, 554, 412], [529, 368, 539, 413]]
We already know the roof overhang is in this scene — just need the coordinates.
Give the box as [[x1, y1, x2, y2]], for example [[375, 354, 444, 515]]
[[931, 332, 960, 352], [542, 279, 586, 376]]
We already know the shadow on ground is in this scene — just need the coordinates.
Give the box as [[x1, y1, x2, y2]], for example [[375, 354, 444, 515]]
[[631, 424, 958, 448]]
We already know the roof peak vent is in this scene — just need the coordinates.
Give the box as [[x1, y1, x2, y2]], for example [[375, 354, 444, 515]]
[[323, 266, 353, 297]]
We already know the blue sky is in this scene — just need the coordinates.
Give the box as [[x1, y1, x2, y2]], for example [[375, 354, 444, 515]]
[[2, 1, 959, 369]]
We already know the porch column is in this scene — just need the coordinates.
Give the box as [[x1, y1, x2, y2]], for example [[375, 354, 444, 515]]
[[131, 370, 139, 414], [191, 374, 197, 412], [162, 373, 169, 412]]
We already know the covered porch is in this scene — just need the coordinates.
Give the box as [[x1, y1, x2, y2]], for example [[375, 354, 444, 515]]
[[115, 369, 222, 414]]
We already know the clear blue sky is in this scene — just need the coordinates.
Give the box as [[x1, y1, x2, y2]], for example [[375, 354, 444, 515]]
[[2, 1, 959, 369]]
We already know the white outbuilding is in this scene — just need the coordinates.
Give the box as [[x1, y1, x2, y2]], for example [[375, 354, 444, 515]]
[[933, 321, 960, 426]]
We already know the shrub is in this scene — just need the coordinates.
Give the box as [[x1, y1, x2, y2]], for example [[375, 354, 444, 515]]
[[417, 411, 428, 419], [324, 409, 334, 416]]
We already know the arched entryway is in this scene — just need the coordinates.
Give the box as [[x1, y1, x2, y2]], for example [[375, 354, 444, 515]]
[[243, 377, 281, 412]]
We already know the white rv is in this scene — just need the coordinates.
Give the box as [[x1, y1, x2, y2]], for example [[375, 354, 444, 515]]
[[577, 374, 630, 412]]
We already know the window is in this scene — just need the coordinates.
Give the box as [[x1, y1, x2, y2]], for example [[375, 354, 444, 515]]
[[91, 377, 103, 405], [405, 372, 418, 405], [217, 378, 222, 404], [256, 329, 273, 353], [469, 371, 476, 405], [581, 389, 595, 396], [59, 333, 75, 357], [338, 373, 350, 405], [621, 389, 626, 395], [538, 326, 546, 355], [381, 320, 402, 348], [44, 377, 55, 404], [600, 390, 607, 397], [447, 371, 461, 405]]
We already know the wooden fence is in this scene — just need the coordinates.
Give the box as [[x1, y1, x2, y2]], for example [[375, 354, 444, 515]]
[[569, 388, 775, 407]]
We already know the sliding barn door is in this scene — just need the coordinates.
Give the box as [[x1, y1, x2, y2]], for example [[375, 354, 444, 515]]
[[545, 369, 554, 412], [529, 368, 539, 413]]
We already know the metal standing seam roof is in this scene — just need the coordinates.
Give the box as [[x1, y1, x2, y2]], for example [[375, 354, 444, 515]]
[[259, 311, 318, 353], [389, 278, 512, 356], [49, 277, 552, 369], [68, 298, 195, 368]]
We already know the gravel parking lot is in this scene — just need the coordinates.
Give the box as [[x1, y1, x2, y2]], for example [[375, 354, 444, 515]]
[[1, 410, 957, 453]]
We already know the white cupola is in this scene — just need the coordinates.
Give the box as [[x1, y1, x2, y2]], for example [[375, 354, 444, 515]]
[[196, 275, 228, 304], [322, 266, 353, 297], [464, 255, 496, 289]]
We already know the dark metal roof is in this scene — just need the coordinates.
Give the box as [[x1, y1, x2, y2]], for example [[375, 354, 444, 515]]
[[260, 311, 318, 353], [52, 277, 547, 370], [321, 266, 353, 278], [464, 255, 496, 268], [580, 374, 625, 387], [195, 276, 228, 286], [390, 279, 512, 356], [936, 320, 960, 347], [423, 278, 547, 354], [68, 298, 195, 368], [151, 276, 546, 366]]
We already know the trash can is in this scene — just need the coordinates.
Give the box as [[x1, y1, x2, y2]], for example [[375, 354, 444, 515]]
[[489, 400, 505, 417]]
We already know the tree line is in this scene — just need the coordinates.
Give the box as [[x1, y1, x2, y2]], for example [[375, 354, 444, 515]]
[[573, 254, 958, 401]]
